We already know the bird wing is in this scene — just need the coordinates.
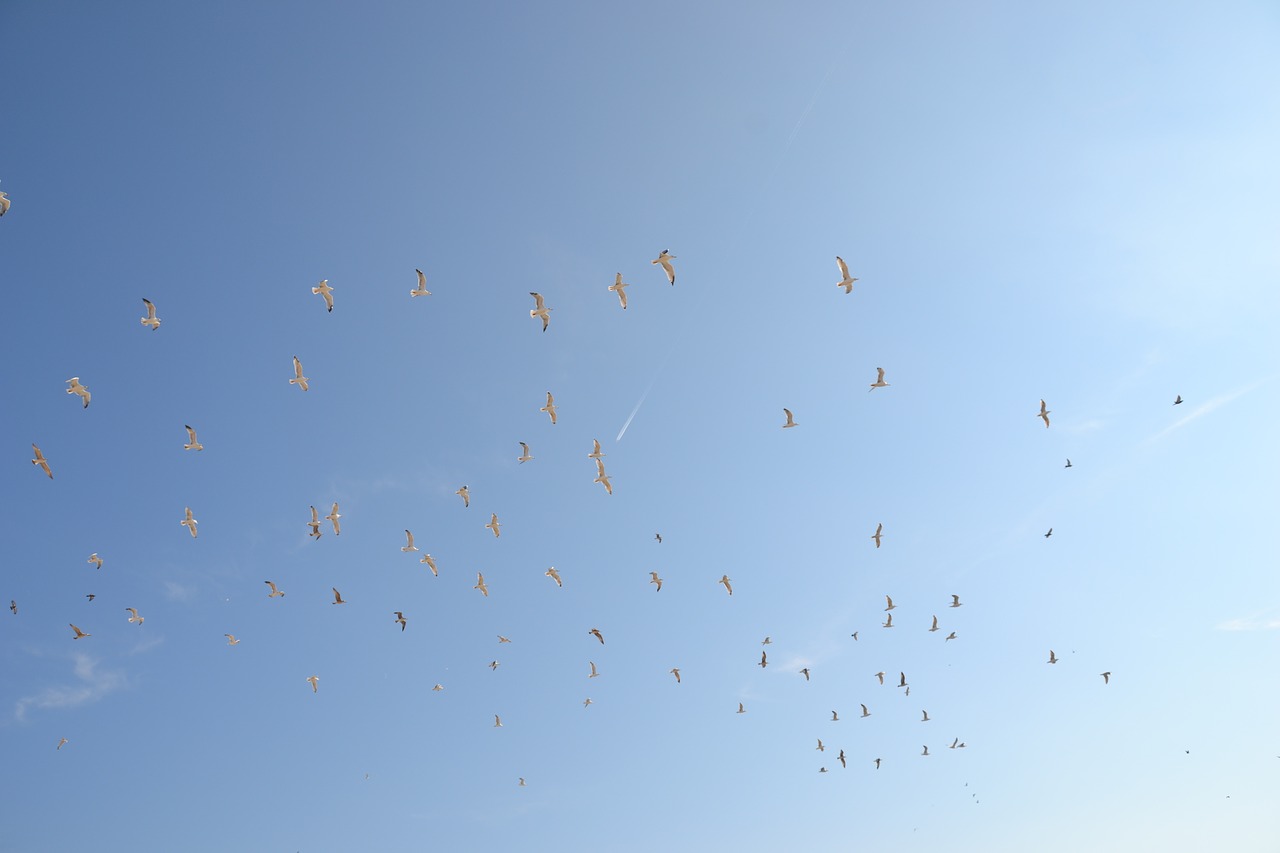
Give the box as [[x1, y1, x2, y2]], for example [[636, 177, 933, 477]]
[[836, 256, 849, 278], [265, 581, 278, 593], [530, 292, 545, 311], [143, 298, 156, 319], [877, 367, 885, 382]]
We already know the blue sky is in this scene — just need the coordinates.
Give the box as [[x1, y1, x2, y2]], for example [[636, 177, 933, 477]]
[[2, 1, 1278, 850]]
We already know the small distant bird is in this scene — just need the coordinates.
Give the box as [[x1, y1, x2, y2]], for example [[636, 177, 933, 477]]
[[929, 615, 939, 632], [0, 190, 9, 216], [540, 392, 558, 424], [290, 356, 309, 391], [782, 408, 797, 428], [583, 698, 593, 708], [31, 444, 53, 479], [874, 758, 882, 769], [402, 530, 418, 552], [1037, 399, 1051, 428], [8, 600, 15, 614], [589, 628, 605, 645], [57, 738, 68, 750], [1173, 395, 1183, 405], [649, 572, 662, 592], [800, 668, 809, 681], [950, 738, 959, 749], [860, 704, 870, 718], [529, 292, 551, 331], [838, 749, 847, 768], [518, 777, 526, 786], [884, 594, 895, 611], [456, 485, 470, 507], [851, 631, 859, 641], [264, 580, 285, 598], [652, 250, 676, 285], [183, 425, 203, 451], [922, 746, 930, 756], [759, 651, 768, 668], [1064, 459, 1072, 468], [950, 595, 962, 608], [816, 739, 825, 752], [325, 503, 341, 535], [588, 439, 605, 460], [588, 661, 599, 678], [474, 573, 489, 597], [489, 660, 500, 671], [411, 269, 431, 297], [670, 668, 681, 683], [831, 710, 840, 721], [498, 635, 511, 644], [85, 595, 95, 602], [593, 459, 613, 495], [88, 553, 103, 570], [608, 273, 629, 309], [393, 612, 406, 631], [486, 513, 501, 537], [307, 676, 319, 693], [875, 672, 885, 685], [882, 613, 893, 628], [432, 684, 443, 692], [545, 567, 562, 587], [1044, 528, 1053, 539], [818, 767, 828, 773], [762, 637, 772, 645], [70, 624, 90, 639], [737, 703, 745, 714], [493, 715, 503, 727], [125, 607, 144, 625], [906, 686, 911, 696], [225, 634, 239, 645], [518, 442, 533, 463], [869, 367, 889, 391], [1100, 671, 1111, 684], [421, 553, 438, 576], [307, 506, 323, 540], [66, 377, 91, 408], [331, 588, 346, 605], [872, 523, 883, 548], [655, 533, 662, 544], [921, 710, 930, 722], [311, 279, 334, 312], [945, 632, 957, 641], [1048, 650, 1058, 664], [140, 298, 161, 330], [181, 507, 198, 538], [719, 575, 733, 595], [898, 672, 908, 688], [836, 256, 858, 293]]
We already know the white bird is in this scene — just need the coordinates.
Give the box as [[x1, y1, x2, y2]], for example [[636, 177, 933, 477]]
[[31, 444, 53, 479], [518, 777, 526, 786], [411, 269, 432, 297], [180, 507, 198, 538], [307, 506, 322, 540], [884, 594, 895, 611], [860, 704, 870, 718], [594, 459, 613, 495], [290, 356, 309, 391], [331, 587, 346, 605], [474, 572, 489, 597], [588, 439, 605, 460], [762, 637, 771, 645], [540, 392, 558, 424], [1038, 399, 1051, 428], [125, 607, 144, 625], [88, 553, 103, 570], [0, 190, 9, 216], [652, 250, 676, 285], [608, 273, 629, 309], [869, 367, 889, 391], [225, 634, 239, 645], [402, 530, 418, 552], [489, 660, 500, 671], [836, 256, 858, 293], [583, 698, 593, 708], [929, 615, 939, 632], [782, 408, 797, 428], [66, 377, 91, 408], [945, 632, 957, 641], [737, 703, 746, 714], [589, 628, 605, 645], [183, 425, 203, 451], [529, 292, 551, 331], [140, 298, 161, 330], [1048, 650, 1058, 664], [325, 503, 341, 535], [311, 279, 334, 312], [486, 513, 501, 537], [719, 575, 733, 596], [883, 612, 893, 628], [493, 715, 503, 727], [816, 738, 825, 752], [518, 442, 533, 463], [649, 571, 662, 592], [456, 485, 470, 507], [57, 738, 68, 750], [421, 553, 438, 576], [950, 594, 962, 608], [394, 612, 406, 631], [264, 580, 285, 598], [670, 668, 681, 683], [875, 672, 885, 685], [545, 567, 562, 587], [70, 624, 90, 639], [588, 661, 600, 678], [498, 635, 511, 644], [432, 684, 443, 692], [831, 710, 840, 721], [306, 676, 319, 693], [872, 523, 883, 548]]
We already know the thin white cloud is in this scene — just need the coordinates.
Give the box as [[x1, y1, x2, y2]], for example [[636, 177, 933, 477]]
[[13, 653, 128, 722], [1145, 379, 1269, 443], [1215, 617, 1280, 632]]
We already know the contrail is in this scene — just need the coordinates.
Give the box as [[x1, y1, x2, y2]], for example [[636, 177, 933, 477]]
[[615, 379, 655, 442]]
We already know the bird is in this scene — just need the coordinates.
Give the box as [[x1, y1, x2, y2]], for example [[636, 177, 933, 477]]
[[529, 292, 551, 331], [518, 777, 526, 786], [331, 588, 346, 605], [737, 703, 745, 714], [583, 698, 593, 708], [869, 367, 889, 391], [816, 739, 825, 752], [929, 615, 939, 632], [831, 710, 840, 721], [652, 250, 676, 285], [306, 676, 319, 693], [759, 651, 768, 668], [950, 595, 962, 608], [545, 567, 562, 587], [906, 686, 911, 696], [588, 439, 605, 460], [489, 661, 500, 671], [782, 408, 797, 428], [307, 506, 322, 540], [655, 533, 662, 544], [945, 632, 957, 641], [411, 269, 431, 297], [860, 704, 871, 718], [393, 612, 406, 631], [588, 661, 599, 678], [593, 460, 613, 495], [66, 377, 91, 408], [432, 684, 443, 692], [838, 750, 847, 768], [0, 190, 9, 216], [85, 594, 95, 602], [719, 575, 733, 595], [883, 613, 893, 628], [818, 767, 828, 773], [540, 391, 558, 424], [922, 710, 930, 722], [125, 607, 144, 625], [1174, 395, 1183, 405], [456, 485, 470, 507], [874, 758, 882, 769], [402, 530, 419, 552], [180, 507, 198, 538], [518, 442, 533, 463], [88, 553, 103, 570], [264, 580, 285, 598], [311, 279, 334, 312], [8, 600, 15, 614], [70, 624, 90, 639], [1064, 459, 1072, 468], [140, 298, 161, 330], [1048, 650, 1058, 664], [290, 356, 309, 391], [670, 668, 681, 683], [498, 635, 511, 644], [649, 572, 662, 591], [762, 636, 772, 645], [836, 256, 858, 293], [800, 668, 810, 681], [225, 634, 239, 645], [474, 573, 489, 597], [493, 715, 503, 727], [31, 444, 53, 479], [1044, 528, 1053, 539], [884, 594, 895, 611], [485, 513, 501, 537], [872, 523, 883, 548], [325, 503, 341, 535], [57, 738, 68, 750], [851, 631, 859, 641], [1100, 671, 1111, 684], [922, 746, 930, 756], [420, 553, 438, 576], [950, 738, 959, 749], [183, 425, 203, 451], [875, 672, 885, 685], [608, 273, 629, 309], [899, 672, 908, 688], [589, 628, 605, 645], [1037, 399, 1051, 428]]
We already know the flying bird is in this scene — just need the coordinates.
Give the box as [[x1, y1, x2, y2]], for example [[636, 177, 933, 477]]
[[945, 632, 957, 641], [180, 507, 198, 538], [125, 607, 144, 625], [540, 392, 558, 424], [456, 485, 470, 507], [922, 710, 930, 722], [331, 588, 346, 605], [183, 425, 203, 451], [922, 746, 930, 756], [57, 738, 68, 750], [494, 715, 503, 727], [70, 624, 90, 639], [311, 279, 334, 312], [818, 767, 827, 774], [929, 615, 939, 632], [838, 749, 847, 768], [882, 613, 893, 628], [884, 594, 895, 611], [432, 684, 443, 692], [816, 739, 825, 752], [737, 703, 745, 714], [759, 651, 768, 668], [608, 273, 629, 309], [85, 595, 95, 602], [264, 580, 285, 598], [420, 554, 438, 576], [589, 628, 605, 645], [1044, 528, 1053, 539], [670, 668, 681, 683], [545, 567, 562, 587], [489, 661, 500, 671], [583, 698, 593, 708], [290, 356, 309, 391], [306, 676, 319, 693], [851, 632, 859, 641], [88, 553, 103, 570], [31, 444, 53, 479], [869, 367, 889, 391], [140, 298, 161, 330], [762, 637, 771, 646], [66, 377, 91, 408], [831, 710, 840, 721], [0, 190, 9, 216], [899, 672, 908, 688], [402, 530, 418, 552], [836, 256, 858, 293], [875, 672, 885, 685], [411, 269, 431, 297], [393, 612, 406, 631], [800, 668, 810, 681], [1037, 399, 1050, 428], [593, 459, 613, 495], [486, 513, 501, 537], [307, 506, 322, 539], [1064, 458, 1072, 468], [782, 408, 797, 428], [518, 777, 525, 786], [860, 704, 870, 718], [498, 635, 511, 644], [655, 533, 662, 544], [588, 661, 599, 678], [719, 575, 733, 596], [1048, 650, 1058, 664], [529, 292, 551, 331], [872, 523, 883, 548], [1173, 395, 1183, 405], [874, 758, 881, 769], [518, 442, 533, 463], [325, 503, 341, 535], [652, 250, 676, 285], [588, 439, 605, 460], [474, 573, 489, 597], [649, 572, 662, 591], [950, 595, 962, 608], [950, 738, 959, 749], [225, 634, 239, 645], [1100, 672, 1111, 684], [8, 600, 15, 615]]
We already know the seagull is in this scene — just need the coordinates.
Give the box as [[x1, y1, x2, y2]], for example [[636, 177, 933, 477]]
[[875, 672, 885, 685], [588, 661, 599, 678], [486, 513, 501, 537], [950, 595, 962, 608], [8, 600, 15, 614], [66, 377, 91, 408], [1064, 459, 1072, 468], [264, 580, 285, 598], [670, 668, 681, 683], [325, 503, 341, 535], [882, 613, 893, 628], [125, 607, 144, 625], [851, 631, 859, 641], [762, 637, 772, 645], [719, 575, 733, 596], [860, 704, 870, 718], [140, 298, 161, 330], [474, 573, 489, 597], [489, 661, 500, 671], [950, 738, 959, 749], [70, 624, 90, 639], [1044, 528, 1053, 539], [181, 507, 198, 538], [88, 553, 103, 570], [593, 460, 613, 495], [759, 651, 768, 668], [818, 767, 828, 773], [922, 710, 930, 722], [57, 738, 68, 750], [589, 628, 605, 645], [421, 553, 439, 576], [872, 523, 883, 548], [782, 408, 797, 428], [411, 269, 431, 297], [588, 439, 605, 460], [884, 594, 895, 611], [922, 746, 930, 756], [225, 634, 239, 645], [816, 739, 825, 752], [518, 777, 526, 786], [85, 594, 94, 602], [307, 676, 319, 693], [393, 612, 406, 631], [498, 635, 511, 644], [331, 588, 346, 605], [737, 703, 745, 714], [540, 392, 558, 424], [649, 571, 662, 591], [545, 567, 562, 587], [311, 280, 334, 312], [929, 615, 939, 632], [31, 444, 53, 479], [869, 367, 889, 391], [455, 485, 470, 507], [1048, 650, 1058, 664], [1174, 395, 1183, 405], [1100, 671, 1111, 684], [493, 715, 503, 727], [831, 710, 840, 721], [1037, 399, 1050, 428], [652, 250, 676, 285], [529, 292, 551, 332], [945, 632, 957, 641], [655, 533, 662, 544], [608, 273, 629, 309], [800, 668, 810, 681], [898, 672, 908, 688], [0, 191, 9, 216], [307, 506, 322, 539], [290, 356, 309, 391], [836, 256, 858, 293], [518, 442, 533, 463], [874, 758, 881, 769], [583, 698, 593, 708], [402, 530, 419, 552], [183, 425, 203, 451], [432, 684, 443, 692], [906, 686, 911, 696]]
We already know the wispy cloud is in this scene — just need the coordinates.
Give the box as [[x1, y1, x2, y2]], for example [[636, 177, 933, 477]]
[[1145, 379, 1269, 443], [1215, 617, 1280, 632], [163, 580, 197, 602], [13, 654, 128, 722]]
